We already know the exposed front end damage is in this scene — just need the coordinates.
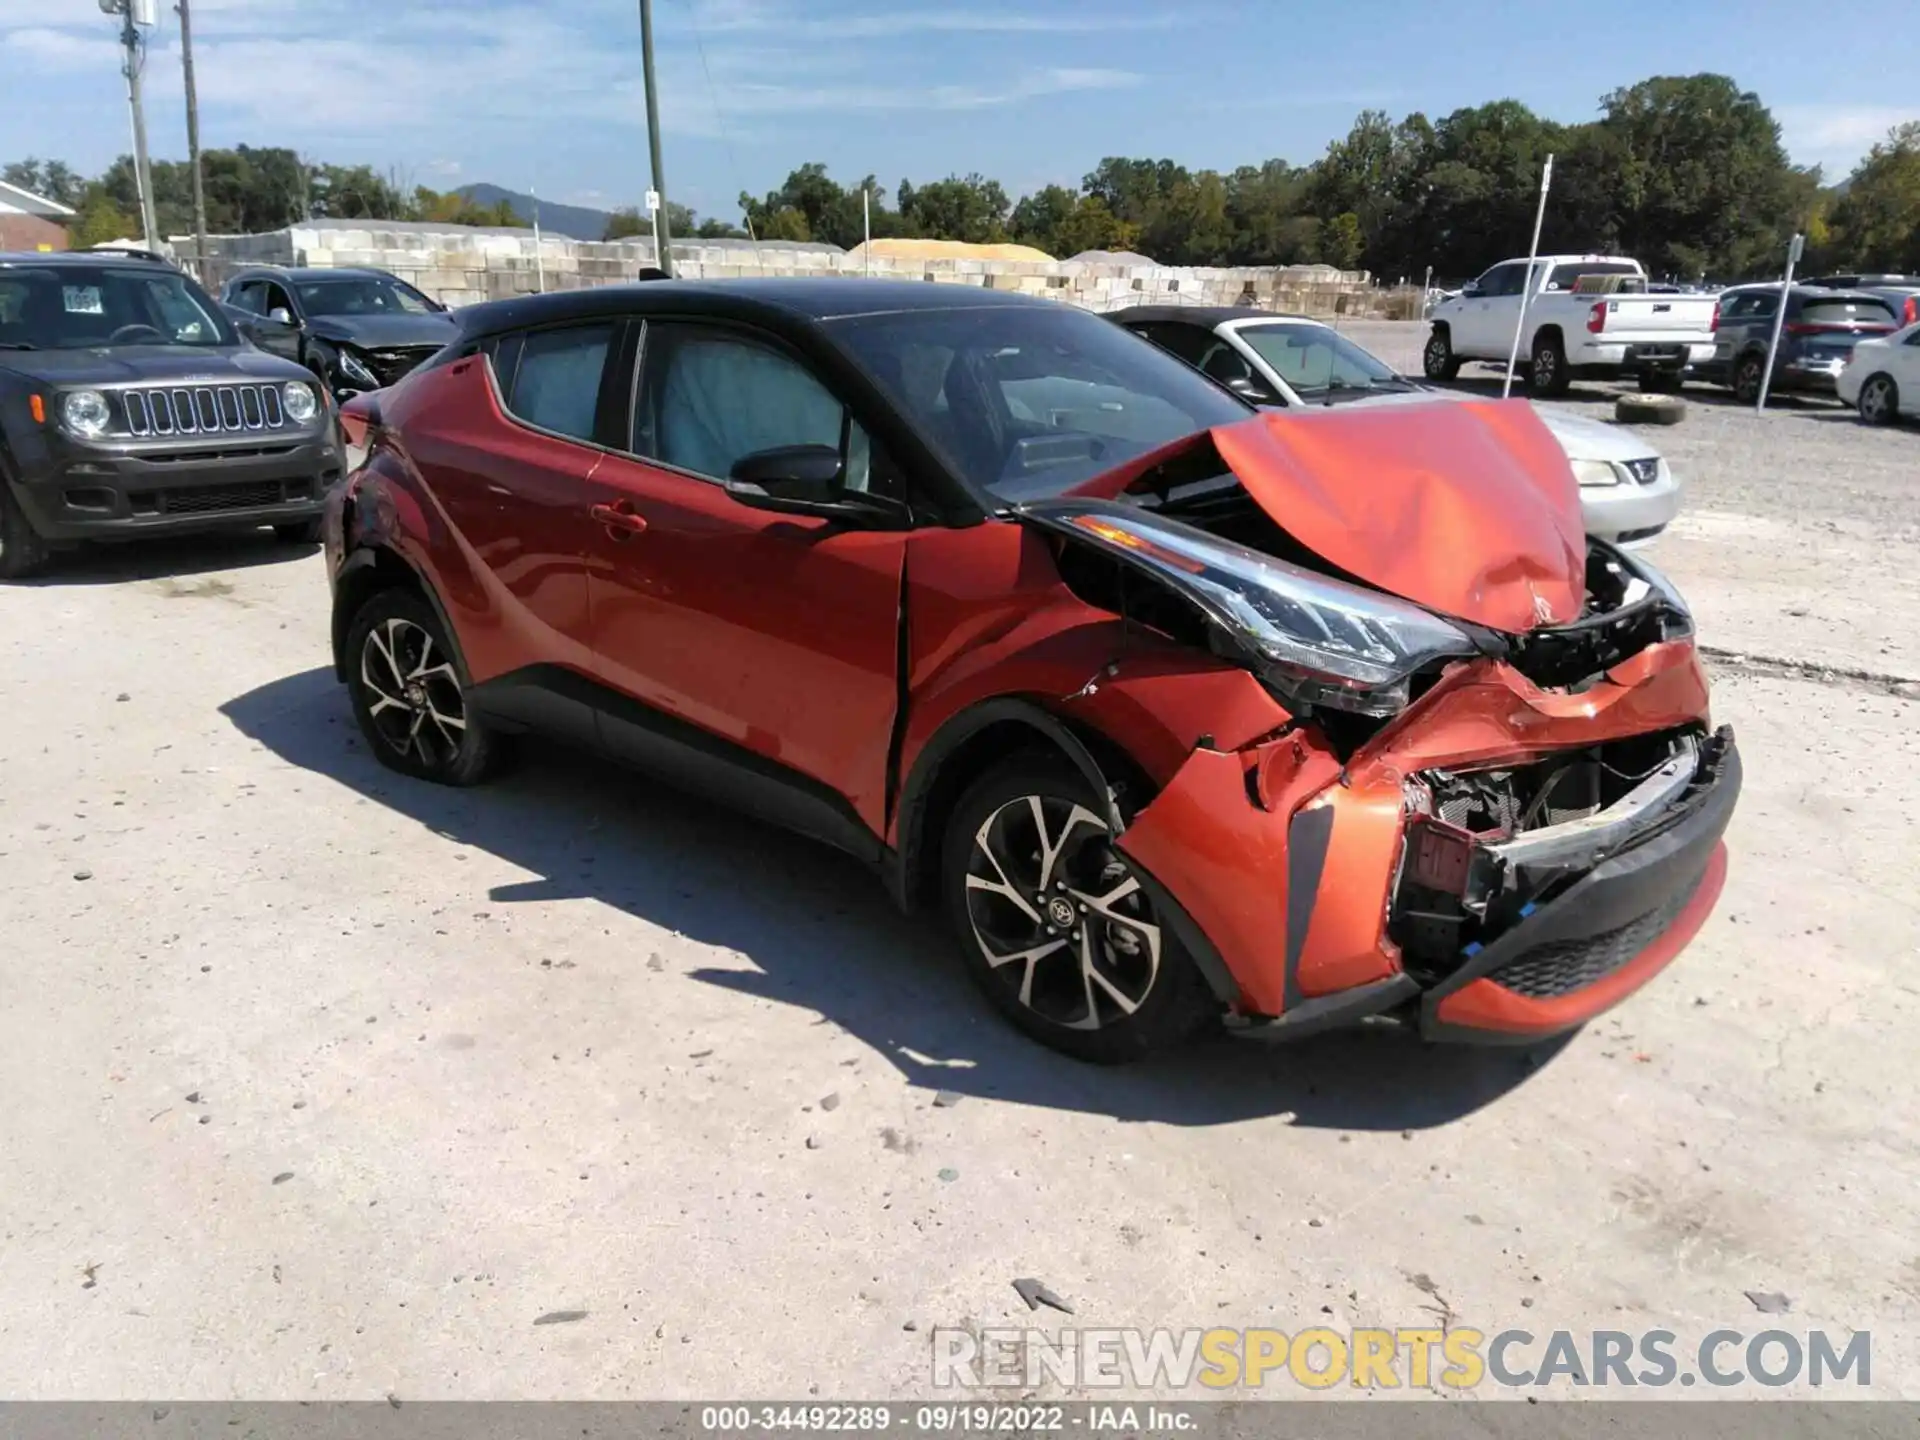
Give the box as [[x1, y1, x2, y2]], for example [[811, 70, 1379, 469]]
[[1018, 402, 1739, 1044]]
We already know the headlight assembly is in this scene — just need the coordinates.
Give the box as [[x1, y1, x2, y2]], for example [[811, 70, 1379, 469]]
[[282, 381, 319, 424], [335, 349, 379, 388], [61, 389, 112, 438], [1026, 502, 1481, 718], [1570, 458, 1620, 488]]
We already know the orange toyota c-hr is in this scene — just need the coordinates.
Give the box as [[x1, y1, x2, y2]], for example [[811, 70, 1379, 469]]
[[325, 280, 1738, 1062]]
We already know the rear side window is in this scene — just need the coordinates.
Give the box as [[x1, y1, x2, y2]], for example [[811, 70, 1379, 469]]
[[503, 323, 615, 442], [1722, 293, 1775, 320], [1545, 261, 1639, 291], [1798, 299, 1895, 327]]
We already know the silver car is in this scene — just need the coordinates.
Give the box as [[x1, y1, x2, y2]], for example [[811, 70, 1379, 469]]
[[1112, 306, 1683, 549]]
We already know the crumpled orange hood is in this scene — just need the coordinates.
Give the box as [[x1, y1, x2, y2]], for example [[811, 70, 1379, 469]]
[[1078, 398, 1588, 632]]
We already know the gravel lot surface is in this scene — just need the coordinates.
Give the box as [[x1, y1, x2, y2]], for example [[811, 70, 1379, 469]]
[[2, 322, 1916, 1402]]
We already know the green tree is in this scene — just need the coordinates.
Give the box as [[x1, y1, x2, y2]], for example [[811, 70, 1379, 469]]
[[3, 157, 86, 208], [69, 189, 137, 248], [896, 174, 1010, 244], [1827, 122, 1920, 272], [1323, 212, 1364, 269]]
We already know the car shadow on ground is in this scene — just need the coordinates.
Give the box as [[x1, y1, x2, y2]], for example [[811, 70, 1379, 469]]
[[13, 527, 317, 586], [222, 666, 1566, 1132]]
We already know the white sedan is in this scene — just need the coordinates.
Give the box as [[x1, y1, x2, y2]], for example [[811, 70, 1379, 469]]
[[1111, 306, 1682, 549], [1837, 321, 1920, 425]]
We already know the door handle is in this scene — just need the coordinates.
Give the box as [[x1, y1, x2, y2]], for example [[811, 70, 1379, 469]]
[[590, 502, 648, 535]]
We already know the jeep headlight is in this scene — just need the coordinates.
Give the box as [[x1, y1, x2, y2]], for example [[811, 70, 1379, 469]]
[[1570, 458, 1620, 488], [282, 381, 319, 424], [61, 389, 112, 438]]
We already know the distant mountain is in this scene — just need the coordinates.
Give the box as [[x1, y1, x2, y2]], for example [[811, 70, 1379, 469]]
[[456, 183, 615, 242]]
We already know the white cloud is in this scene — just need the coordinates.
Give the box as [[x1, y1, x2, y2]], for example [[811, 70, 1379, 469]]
[[1778, 104, 1920, 176]]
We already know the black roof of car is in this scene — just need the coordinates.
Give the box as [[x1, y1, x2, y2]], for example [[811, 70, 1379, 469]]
[[1106, 304, 1313, 328], [453, 277, 1062, 340], [1719, 283, 1894, 303], [227, 266, 403, 283], [0, 249, 176, 269]]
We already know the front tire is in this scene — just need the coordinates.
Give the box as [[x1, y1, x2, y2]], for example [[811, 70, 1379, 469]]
[[0, 480, 51, 581], [344, 588, 505, 786], [1527, 333, 1571, 397], [941, 757, 1214, 1063], [1422, 328, 1461, 381], [1858, 374, 1899, 426]]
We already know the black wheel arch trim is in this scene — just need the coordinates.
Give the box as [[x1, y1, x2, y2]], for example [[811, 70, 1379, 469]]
[[892, 696, 1127, 913], [330, 543, 471, 689]]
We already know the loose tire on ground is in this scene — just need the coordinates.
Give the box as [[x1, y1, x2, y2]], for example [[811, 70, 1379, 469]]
[[344, 587, 507, 787], [941, 755, 1215, 1063], [1615, 393, 1687, 426]]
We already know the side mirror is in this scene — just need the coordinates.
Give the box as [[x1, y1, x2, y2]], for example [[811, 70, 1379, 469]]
[[1226, 375, 1272, 403], [722, 444, 908, 528], [268, 306, 296, 326], [1459, 283, 1482, 299]]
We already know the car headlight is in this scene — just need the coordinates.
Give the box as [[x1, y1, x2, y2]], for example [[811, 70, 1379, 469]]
[[1570, 458, 1621, 488], [1042, 503, 1480, 718], [282, 381, 319, 424], [61, 389, 112, 438], [335, 349, 379, 387]]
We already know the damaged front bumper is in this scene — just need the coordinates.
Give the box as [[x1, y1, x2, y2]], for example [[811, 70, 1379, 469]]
[[1114, 647, 1739, 1045]]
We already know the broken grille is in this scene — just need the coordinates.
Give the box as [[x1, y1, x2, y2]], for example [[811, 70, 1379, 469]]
[[116, 383, 290, 437]]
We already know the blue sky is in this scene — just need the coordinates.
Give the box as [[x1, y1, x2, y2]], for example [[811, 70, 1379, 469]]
[[4, 0, 1917, 227]]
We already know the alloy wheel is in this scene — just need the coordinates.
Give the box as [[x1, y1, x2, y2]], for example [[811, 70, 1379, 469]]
[[962, 794, 1162, 1031], [1861, 377, 1893, 423], [1532, 346, 1559, 390], [1423, 335, 1449, 373], [359, 617, 467, 767]]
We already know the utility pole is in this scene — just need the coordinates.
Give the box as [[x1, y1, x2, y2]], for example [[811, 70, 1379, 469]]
[[106, 0, 160, 250], [637, 0, 673, 276], [175, 0, 209, 277]]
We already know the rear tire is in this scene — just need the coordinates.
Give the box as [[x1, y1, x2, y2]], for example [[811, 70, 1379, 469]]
[[1527, 333, 1571, 397], [1422, 328, 1461, 381], [1732, 353, 1766, 404], [344, 588, 506, 786], [1857, 373, 1899, 426], [0, 481, 51, 581], [941, 756, 1215, 1063]]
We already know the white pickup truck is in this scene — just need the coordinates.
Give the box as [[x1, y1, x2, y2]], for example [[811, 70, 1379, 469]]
[[1423, 254, 1719, 395]]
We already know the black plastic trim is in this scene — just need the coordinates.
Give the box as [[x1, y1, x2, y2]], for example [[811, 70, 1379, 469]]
[[467, 664, 884, 865], [1226, 973, 1419, 1042], [1282, 804, 1336, 1011]]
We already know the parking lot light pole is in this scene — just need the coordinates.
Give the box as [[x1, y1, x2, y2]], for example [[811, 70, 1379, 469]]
[[1502, 153, 1553, 400], [638, 0, 673, 277], [1756, 232, 1804, 413]]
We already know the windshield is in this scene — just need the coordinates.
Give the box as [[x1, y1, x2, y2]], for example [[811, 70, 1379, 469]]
[[294, 277, 440, 318], [0, 264, 234, 350], [832, 304, 1250, 502], [1234, 322, 1410, 402]]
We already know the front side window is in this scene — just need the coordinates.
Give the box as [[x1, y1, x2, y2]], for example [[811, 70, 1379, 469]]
[[294, 276, 439, 317], [834, 302, 1250, 502], [503, 322, 615, 443], [1135, 322, 1214, 366], [0, 264, 235, 350], [632, 323, 876, 492]]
